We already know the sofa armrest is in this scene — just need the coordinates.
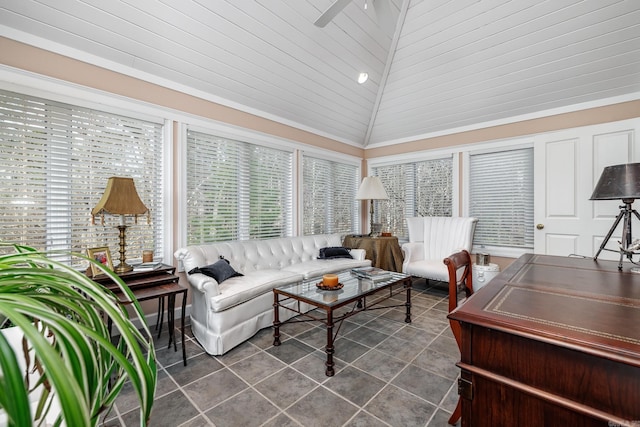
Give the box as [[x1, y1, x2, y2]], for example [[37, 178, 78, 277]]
[[350, 248, 366, 261], [174, 247, 221, 296], [187, 272, 221, 297]]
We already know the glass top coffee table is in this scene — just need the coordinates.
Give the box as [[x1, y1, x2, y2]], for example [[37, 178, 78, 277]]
[[272, 269, 412, 376]]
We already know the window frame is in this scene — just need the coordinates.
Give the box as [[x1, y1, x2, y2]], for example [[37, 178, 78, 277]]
[[177, 122, 301, 248], [463, 138, 534, 258], [367, 149, 460, 240], [300, 148, 362, 236], [0, 77, 174, 265]]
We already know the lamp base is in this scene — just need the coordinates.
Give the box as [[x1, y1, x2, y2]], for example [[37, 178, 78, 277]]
[[114, 262, 133, 274], [115, 224, 133, 274], [593, 200, 640, 270]]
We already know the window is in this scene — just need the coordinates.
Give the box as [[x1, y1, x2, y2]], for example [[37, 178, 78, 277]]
[[302, 155, 359, 235], [185, 129, 293, 244], [469, 147, 534, 250], [373, 157, 453, 238], [0, 89, 165, 266]]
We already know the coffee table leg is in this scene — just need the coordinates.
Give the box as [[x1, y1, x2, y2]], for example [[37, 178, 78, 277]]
[[273, 292, 281, 346], [325, 309, 335, 376], [405, 279, 412, 323]]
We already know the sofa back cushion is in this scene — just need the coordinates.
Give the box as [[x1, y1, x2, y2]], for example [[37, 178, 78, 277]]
[[178, 234, 344, 274]]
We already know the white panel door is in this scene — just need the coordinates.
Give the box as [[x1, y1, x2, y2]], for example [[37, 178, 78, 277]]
[[534, 119, 640, 259]]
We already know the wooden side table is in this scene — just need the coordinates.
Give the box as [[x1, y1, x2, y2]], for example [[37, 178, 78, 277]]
[[91, 265, 188, 366], [342, 235, 404, 272]]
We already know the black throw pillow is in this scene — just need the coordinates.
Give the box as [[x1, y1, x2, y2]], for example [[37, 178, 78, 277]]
[[318, 246, 353, 259], [188, 256, 243, 284]]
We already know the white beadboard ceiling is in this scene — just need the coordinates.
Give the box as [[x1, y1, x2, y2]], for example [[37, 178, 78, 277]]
[[1, 0, 639, 148]]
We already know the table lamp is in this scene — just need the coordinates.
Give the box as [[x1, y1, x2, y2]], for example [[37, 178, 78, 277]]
[[92, 177, 150, 273], [590, 162, 640, 270], [356, 176, 389, 236]]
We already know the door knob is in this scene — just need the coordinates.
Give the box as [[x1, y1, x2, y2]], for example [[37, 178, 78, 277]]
[[536, 224, 544, 230]]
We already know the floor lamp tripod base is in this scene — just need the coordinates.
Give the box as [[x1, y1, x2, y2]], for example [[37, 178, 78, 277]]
[[593, 199, 640, 271]]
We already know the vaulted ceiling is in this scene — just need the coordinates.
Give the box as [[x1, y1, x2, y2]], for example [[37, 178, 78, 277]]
[[1, 0, 639, 148]]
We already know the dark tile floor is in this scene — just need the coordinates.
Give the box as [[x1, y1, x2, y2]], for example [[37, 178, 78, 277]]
[[106, 278, 460, 427]]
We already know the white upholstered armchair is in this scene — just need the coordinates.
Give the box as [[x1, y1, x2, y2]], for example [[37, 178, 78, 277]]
[[401, 216, 478, 282]]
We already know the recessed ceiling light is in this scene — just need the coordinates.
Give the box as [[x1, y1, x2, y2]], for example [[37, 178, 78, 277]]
[[358, 72, 369, 84]]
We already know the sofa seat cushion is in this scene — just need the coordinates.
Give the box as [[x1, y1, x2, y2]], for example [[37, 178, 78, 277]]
[[282, 258, 371, 279], [210, 269, 303, 312]]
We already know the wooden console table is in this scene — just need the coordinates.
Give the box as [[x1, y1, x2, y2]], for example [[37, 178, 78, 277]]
[[342, 235, 404, 272], [91, 265, 188, 366], [448, 254, 640, 426]]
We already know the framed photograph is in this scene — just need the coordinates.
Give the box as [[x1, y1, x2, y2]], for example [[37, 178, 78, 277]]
[[87, 246, 113, 276]]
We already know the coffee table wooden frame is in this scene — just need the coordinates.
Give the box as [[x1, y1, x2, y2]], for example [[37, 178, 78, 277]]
[[273, 271, 412, 376]]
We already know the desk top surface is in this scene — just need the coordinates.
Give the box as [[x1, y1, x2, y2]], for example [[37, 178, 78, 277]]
[[449, 254, 640, 365]]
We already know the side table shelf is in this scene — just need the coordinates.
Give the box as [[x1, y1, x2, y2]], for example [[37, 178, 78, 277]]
[[90, 264, 188, 366]]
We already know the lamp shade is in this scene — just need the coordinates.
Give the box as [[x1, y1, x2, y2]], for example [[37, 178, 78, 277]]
[[92, 177, 149, 219], [590, 163, 640, 201], [356, 176, 389, 200]]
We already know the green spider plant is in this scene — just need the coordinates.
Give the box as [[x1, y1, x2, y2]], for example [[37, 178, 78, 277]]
[[0, 244, 157, 426]]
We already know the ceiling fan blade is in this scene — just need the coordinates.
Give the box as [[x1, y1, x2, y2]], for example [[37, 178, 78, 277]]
[[371, 0, 399, 35], [314, 0, 353, 27]]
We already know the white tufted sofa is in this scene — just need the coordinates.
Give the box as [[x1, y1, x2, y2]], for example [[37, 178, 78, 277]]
[[174, 233, 371, 355]]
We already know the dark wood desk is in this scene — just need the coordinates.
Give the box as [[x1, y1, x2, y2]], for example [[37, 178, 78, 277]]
[[449, 254, 640, 426], [91, 265, 188, 366], [342, 235, 404, 272]]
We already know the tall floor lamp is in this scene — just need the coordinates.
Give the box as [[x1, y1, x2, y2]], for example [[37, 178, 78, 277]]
[[356, 176, 389, 236], [92, 177, 150, 273], [591, 163, 640, 271]]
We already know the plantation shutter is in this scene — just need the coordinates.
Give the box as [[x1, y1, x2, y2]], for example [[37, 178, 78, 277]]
[[302, 155, 359, 235], [0, 89, 165, 266], [469, 147, 534, 249], [373, 158, 453, 238], [186, 130, 293, 244]]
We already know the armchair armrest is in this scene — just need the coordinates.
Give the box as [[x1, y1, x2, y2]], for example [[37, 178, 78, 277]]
[[401, 242, 424, 272], [402, 242, 424, 262]]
